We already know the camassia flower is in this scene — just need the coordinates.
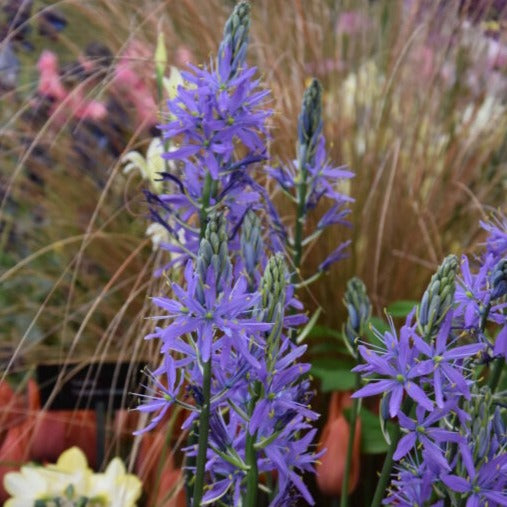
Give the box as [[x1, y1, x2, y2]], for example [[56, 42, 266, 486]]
[[411, 312, 484, 407], [480, 210, 507, 263], [152, 259, 269, 366], [148, 2, 272, 269], [136, 227, 320, 505], [442, 453, 507, 506], [352, 312, 434, 417], [394, 404, 463, 471]]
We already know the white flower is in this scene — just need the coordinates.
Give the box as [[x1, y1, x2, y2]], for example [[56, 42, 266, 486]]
[[4, 447, 92, 506], [163, 66, 184, 100], [146, 222, 170, 251], [4, 447, 142, 507], [122, 137, 170, 194], [87, 457, 142, 507]]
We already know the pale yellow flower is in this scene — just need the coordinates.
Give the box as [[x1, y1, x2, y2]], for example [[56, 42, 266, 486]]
[[4, 447, 142, 507], [122, 137, 167, 194], [4, 447, 92, 506], [163, 66, 184, 100], [87, 457, 142, 507]]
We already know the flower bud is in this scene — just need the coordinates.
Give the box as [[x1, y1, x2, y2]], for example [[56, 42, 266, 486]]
[[343, 277, 371, 357], [196, 213, 231, 303], [241, 210, 264, 289], [297, 79, 323, 168], [417, 255, 459, 338], [218, 1, 251, 80], [490, 258, 507, 300], [260, 253, 287, 324]]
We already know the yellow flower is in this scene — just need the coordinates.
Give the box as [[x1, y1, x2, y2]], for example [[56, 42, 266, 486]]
[[4, 447, 142, 507], [4, 447, 92, 506], [87, 457, 142, 507], [122, 137, 167, 194], [163, 66, 184, 100]]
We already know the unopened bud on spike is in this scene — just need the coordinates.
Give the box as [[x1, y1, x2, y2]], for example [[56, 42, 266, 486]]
[[218, 1, 251, 80], [490, 258, 507, 300], [417, 255, 458, 338], [196, 213, 231, 304], [241, 210, 264, 290], [297, 79, 323, 168], [343, 277, 371, 357]]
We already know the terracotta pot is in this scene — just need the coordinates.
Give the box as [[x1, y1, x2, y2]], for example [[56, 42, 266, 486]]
[[316, 391, 361, 496]]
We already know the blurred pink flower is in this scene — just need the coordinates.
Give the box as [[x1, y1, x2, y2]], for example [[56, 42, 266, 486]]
[[487, 37, 507, 69], [37, 50, 66, 100], [112, 41, 158, 127], [37, 50, 107, 124], [336, 11, 370, 35], [175, 45, 194, 67]]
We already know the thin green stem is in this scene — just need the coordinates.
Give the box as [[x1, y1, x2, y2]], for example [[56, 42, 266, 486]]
[[185, 172, 215, 506], [370, 398, 413, 507], [340, 375, 361, 507], [244, 431, 258, 507], [292, 162, 308, 277], [192, 359, 212, 506], [200, 173, 213, 238]]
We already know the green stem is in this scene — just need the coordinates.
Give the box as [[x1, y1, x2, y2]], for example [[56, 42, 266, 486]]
[[244, 431, 258, 507], [192, 359, 212, 506], [340, 375, 361, 507], [488, 357, 504, 392], [186, 172, 215, 506], [292, 163, 308, 277], [370, 398, 413, 507], [200, 173, 213, 238]]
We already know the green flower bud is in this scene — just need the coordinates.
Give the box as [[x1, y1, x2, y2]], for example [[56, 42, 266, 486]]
[[343, 277, 371, 357], [196, 213, 232, 303], [417, 254, 459, 338], [297, 79, 323, 168], [218, 1, 251, 80], [241, 210, 264, 289]]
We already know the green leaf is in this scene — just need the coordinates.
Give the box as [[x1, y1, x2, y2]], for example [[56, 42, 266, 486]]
[[342, 406, 389, 454], [307, 325, 350, 355], [311, 358, 355, 391], [387, 300, 418, 317], [309, 342, 341, 355], [358, 407, 389, 454], [308, 324, 342, 340], [296, 307, 322, 344]]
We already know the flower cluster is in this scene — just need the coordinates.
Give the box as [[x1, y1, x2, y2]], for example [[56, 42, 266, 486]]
[[455, 209, 507, 359], [135, 2, 355, 504], [137, 217, 320, 505], [351, 213, 507, 505], [266, 79, 354, 274], [146, 1, 272, 271]]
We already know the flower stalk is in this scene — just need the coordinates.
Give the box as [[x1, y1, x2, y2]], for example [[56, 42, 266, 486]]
[[370, 398, 413, 507], [192, 359, 212, 506], [341, 278, 370, 507], [340, 375, 361, 507], [293, 79, 322, 273]]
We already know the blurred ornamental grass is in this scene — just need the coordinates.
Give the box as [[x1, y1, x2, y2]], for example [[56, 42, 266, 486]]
[[0, 0, 506, 504]]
